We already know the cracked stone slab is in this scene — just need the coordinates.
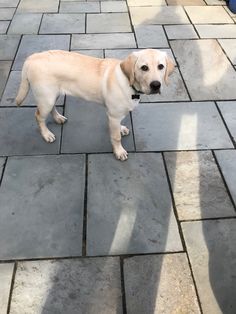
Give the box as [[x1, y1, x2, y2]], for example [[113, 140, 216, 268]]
[[0, 263, 14, 314], [165, 151, 235, 220], [182, 219, 236, 314], [0, 71, 64, 107], [71, 33, 136, 49], [13, 35, 70, 70], [196, 25, 236, 39], [218, 39, 236, 65], [61, 97, 134, 153], [215, 150, 236, 204], [101, 1, 127, 12], [185, 6, 233, 24], [171, 39, 236, 101], [0, 35, 20, 60], [132, 102, 233, 151], [0, 107, 62, 156], [0, 21, 9, 34], [217, 101, 236, 142], [87, 153, 183, 256], [0, 7, 15, 19], [40, 13, 85, 34], [87, 13, 131, 33], [0, 155, 85, 260], [164, 25, 198, 39], [8, 13, 42, 34], [130, 6, 190, 25], [10, 258, 122, 314], [0, 61, 11, 99], [60, 1, 100, 13], [134, 25, 169, 48], [124, 254, 200, 314], [17, 0, 59, 13]]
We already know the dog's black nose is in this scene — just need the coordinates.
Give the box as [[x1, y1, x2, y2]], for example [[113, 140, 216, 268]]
[[150, 81, 161, 92]]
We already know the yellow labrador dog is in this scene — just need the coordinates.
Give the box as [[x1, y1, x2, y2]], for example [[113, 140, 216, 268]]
[[16, 49, 174, 161]]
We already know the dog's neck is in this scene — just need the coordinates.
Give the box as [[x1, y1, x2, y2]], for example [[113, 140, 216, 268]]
[[131, 85, 142, 100]]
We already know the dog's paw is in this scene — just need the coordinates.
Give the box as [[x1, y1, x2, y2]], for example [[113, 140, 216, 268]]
[[120, 125, 130, 136], [54, 114, 67, 125], [42, 130, 56, 143], [114, 147, 128, 161]]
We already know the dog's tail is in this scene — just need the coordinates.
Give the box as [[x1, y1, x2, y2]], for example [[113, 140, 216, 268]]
[[15, 62, 30, 106]]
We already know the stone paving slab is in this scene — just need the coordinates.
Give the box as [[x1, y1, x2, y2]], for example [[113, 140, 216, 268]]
[[217, 101, 236, 142], [0, 0, 19, 7], [215, 149, 236, 204], [0, 263, 14, 314], [76, 49, 104, 58], [0, 35, 20, 60], [0, 71, 65, 107], [130, 6, 190, 25], [124, 254, 200, 314], [0, 157, 6, 176], [0, 155, 85, 260], [8, 13, 42, 35], [0, 107, 62, 156], [134, 25, 169, 48], [101, 1, 127, 13], [17, 0, 59, 13], [218, 39, 236, 65], [60, 1, 100, 13], [182, 219, 236, 314], [195, 25, 236, 38], [87, 153, 183, 256], [10, 257, 122, 314], [185, 5, 233, 24], [167, 0, 205, 4], [61, 96, 134, 153], [133, 102, 233, 151], [127, 0, 166, 6], [165, 151, 235, 220], [0, 21, 9, 34], [171, 39, 236, 101], [164, 25, 198, 40], [87, 13, 131, 33], [40, 13, 85, 34], [13, 35, 70, 70], [0, 8, 15, 20], [0, 61, 11, 98], [71, 33, 136, 49]]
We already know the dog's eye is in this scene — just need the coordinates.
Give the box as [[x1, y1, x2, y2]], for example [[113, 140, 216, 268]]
[[141, 65, 149, 71], [158, 64, 164, 70]]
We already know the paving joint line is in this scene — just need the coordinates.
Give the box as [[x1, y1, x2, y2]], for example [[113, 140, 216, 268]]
[[82, 154, 88, 256], [6, 261, 17, 314], [120, 257, 127, 314], [0, 156, 8, 187]]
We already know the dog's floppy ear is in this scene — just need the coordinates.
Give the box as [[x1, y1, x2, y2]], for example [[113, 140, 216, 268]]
[[120, 52, 138, 86], [164, 55, 175, 85]]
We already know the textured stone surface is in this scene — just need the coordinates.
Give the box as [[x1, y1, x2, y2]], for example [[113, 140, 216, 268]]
[[0, 21, 9, 34], [0, 71, 64, 107], [76, 49, 103, 58], [0, 157, 6, 177], [0, 61, 11, 98], [0, 155, 85, 259], [218, 39, 236, 65], [130, 6, 189, 25], [8, 13, 42, 34], [60, 1, 100, 13], [0, 107, 62, 155], [132, 102, 233, 151], [101, 1, 127, 12], [127, 0, 166, 5], [0, 8, 15, 19], [0, 0, 19, 7], [13, 35, 70, 70], [167, 0, 205, 4], [124, 254, 200, 314], [61, 97, 134, 153], [165, 151, 235, 220], [71, 33, 136, 49], [40, 13, 85, 34], [87, 153, 182, 256], [182, 219, 236, 314], [11, 257, 122, 314], [134, 25, 169, 48], [215, 150, 236, 204], [185, 6, 233, 24], [17, 0, 59, 13], [171, 39, 236, 100], [0, 263, 14, 314], [196, 25, 236, 38], [165, 25, 198, 39], [217, 101, 236, 142], [0, 35, 20, 60], [87, 13, 131, 33]]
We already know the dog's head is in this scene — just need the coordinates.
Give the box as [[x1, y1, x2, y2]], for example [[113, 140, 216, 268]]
[[120, 49, 175, 95]]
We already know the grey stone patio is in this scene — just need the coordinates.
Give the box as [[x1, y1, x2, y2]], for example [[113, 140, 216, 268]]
[[0, 0, 236, 313]]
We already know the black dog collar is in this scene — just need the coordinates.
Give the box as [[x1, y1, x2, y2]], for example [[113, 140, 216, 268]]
[[131, 85, 142, 100]]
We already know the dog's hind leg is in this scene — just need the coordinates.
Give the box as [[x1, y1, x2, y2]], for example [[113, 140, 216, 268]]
[[35, 104, 56, 143], [51, 106, 67, 125]]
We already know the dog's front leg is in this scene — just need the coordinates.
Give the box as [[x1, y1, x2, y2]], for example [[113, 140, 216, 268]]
[[108, 115, 128, 161]]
